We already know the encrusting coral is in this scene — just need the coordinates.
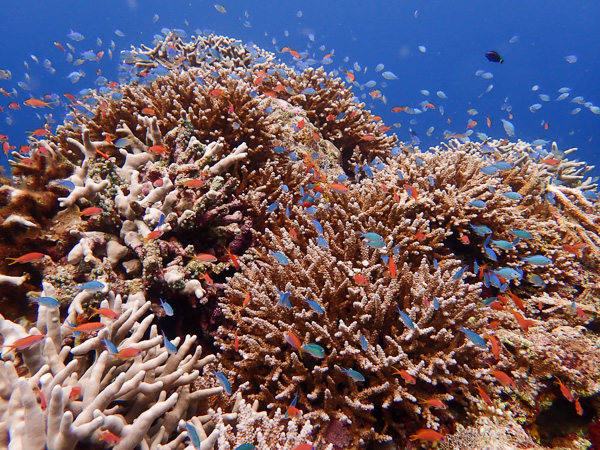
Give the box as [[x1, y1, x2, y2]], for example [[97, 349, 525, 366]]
[[0, 30, 599, 449]]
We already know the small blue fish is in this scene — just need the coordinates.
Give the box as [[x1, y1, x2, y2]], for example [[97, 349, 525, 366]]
[[522, 255, 552, 266], [491, 240, 514, 251], [75, 281, 105, 292], [397, 307, 415, 329], [273, 146, 286, 154], [480, 166, 499, 176], [159, 298, 174, 316], [305, 206, 317, 215], [341, 367, 365, 382], [315, 237, 329, 248], [305, 299, 324, 314], [301, 343, 325, 359], [470, 224, 492, 236], [453, 265, 468, 280], [161, 330, 178, 355], [312, 219, 324, 235], [433, 258, 438, 269], [301, 88, 316, 95], [360, 335, 368, 351], [362, 166, 374, 178], [361, 232, 383, 242], [493, 161, 513, 171], [270, 251, 289, 265], [527, 274, 546, 287], [34, 296, 60, 307], [286, 206, 290, 218], [502, 192, 523, 201], [458, 326, 487, 349], [482, 297, 498, 306], [364, 240, 386, 249], [493, 267, 523, 280], [509, 229, 533, 239], [56, 180, 76, 190], [469, 200, 487, 208], [433, 297, 440, 310], [215, 372, 232, 395], [102, 338, 119, 354], [278, 290, 292, 308], [157, 213, 165, 228], [488, 272, 501, 288], [185, 422, 201, 449], [267, 202, 280, 213]]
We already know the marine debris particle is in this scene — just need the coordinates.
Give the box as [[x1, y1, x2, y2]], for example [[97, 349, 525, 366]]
[[0, 30, 599, 449]]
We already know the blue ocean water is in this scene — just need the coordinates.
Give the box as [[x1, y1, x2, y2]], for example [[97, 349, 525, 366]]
[[1, 0, 599, 178]]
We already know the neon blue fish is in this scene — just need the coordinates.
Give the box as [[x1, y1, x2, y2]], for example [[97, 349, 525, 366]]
[[75, 281, 105, 292], [453, 265, 468, 280], [215, 372, 232, 395], [509, 229, 533, 239], [341, 367, 365, 382], [315, 237, 329, 248], [470, 224, 492, 236], [185, 422, 201, 449], [522, 255, 552, 266], [270, 251, 289, 265], [482, 297, 498, 306], [397, 307, 415, 329], [159, 298, 174, 316], [493, 267, 523, 280], [304, 299, 323, 314], [301, 343, 325, 359], [491, 239, 514, 251], [161, 331, 178, 355], [469, 200, 487, 208], [360, 232, 383, 242], [34, 296, 60, 307], [267, 202, 280, 213], [312, 219, 324, 235], [360, 335, 368, 351], [458, 326, 487, 349], [278, 290, 292, 308], [364, 240, 386, 249], [102, 338, 119, 354], [502, 192, 523, 201]]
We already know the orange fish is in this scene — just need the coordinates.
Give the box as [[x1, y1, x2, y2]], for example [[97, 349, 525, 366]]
[[292, 445, 314, 450], [345, 71, 355, 82], [388, 256, 397, 279], [283, 330, 303, 357], [562, 242, 588, 255], [263, 91, 277, 98], [490, 369, 515, 388], [329, 183, 349, 193], [409, 428, 446, 442], [6, 252, 47, 265], [326, 114, 335, 121], [419, 398, 446, 410], [415, 232, 427, 241], [141, 108, 155, 115], [69, 386, 82, 400], [29, 128, 49, 136], [194, 254, 217, 263], [506, 292, 525, 311], [296, 118, 305, 130], [486, 116, 492, 127], [544, 122, 549, 130], [467, 120, 478, 129], [542, 158, 559, 165], [7, 102, 19, 110], [110, 347, 142, 360], [391, 106, 405, 113], [460, 235, 470, 245], [209, 89, 223, 98], [392, 367, 416, 384], [95, 148, 109, 160], [575, 399, 583, 415], [184, 179, 205, 188], [54, 42, 66, 51], [353, 274, 369, 285], [99, 431, 121, 445], [234, 330, 239, 352], [0, 134, 8, 141], [404, 184, 418, 201], [1, 334, 46, 351], [274, 84, 286, 92], [202, 273, 214, 285], [253, 76, 264, 86], [148, 145, 167, 154], [90, 307, 119, 320], [360, 134, 376, 141], [80, 207, 103, 217], [286, 405, 301, 417], [242, 289, 251, 308], [372, 115, 382, 122], [512, 310, 534, 332], [225, 245, 239, 270], [425, 103, 435, 109], [67, 323, 106, 333], [143, 230, 163, 242], [556, 377, 574, 402], [484, 333, 500, 359], [228, 104, 234, 114], [23, 98, 52, 108], [289, 50, 301, 59], [476, 383, 493, 406], [486, 320, 501, 329]]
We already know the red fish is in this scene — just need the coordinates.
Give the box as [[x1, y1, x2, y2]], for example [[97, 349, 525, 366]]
[[234, 330, 239, 352], [202, 273, 214, 285], [286, 405, 301, 417], [67, 323, 106, 333], [575, 399, 583, 415], [195, 253, 217, 262], [460, 235, 470, 244], [476, 383, 493, 406], [141, 108, 155, 115], [110, 347, 142, 360], [209, 89, 223, 98], [512, 310, 534, 332], [556, 377, 573, 402], [148, 145, 167, 154], [415, 232, 427, 241], [8, 102, 20, 110], [242, 289, 251, 308], [23, 98, 52, 108], [296, 118, 305, 130], [467, 120, 478, 129], [225, 245, 239, 270], [404, 184, 418, 201], [80, 207, 103, 217], [391, 106, 405, 113], [283, 331, 303, 357], [184, 179, 205, 188], [143, 230, 163, 242], [99, 431, 120, 445], [353, 274, 369, 286], [409, 428, 446, 442], [490, 369, 515, 388], [345, 71, 355, 82], [392, 367, 416, 384], [329, 183, 348, 193], [1, 334, 46, 351], [6, 252, 47, 265], [485, 333, 500, 359], [507, 292, 525, 311], [54, 42, 66, 51], [292, 445, 314, 450], [388, 256, 397, 279], [90, 308, 119, 320], [69, 386, 82, 400]]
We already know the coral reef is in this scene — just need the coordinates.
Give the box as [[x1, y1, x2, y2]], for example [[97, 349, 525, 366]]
[[0, 31, 599, 449]]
